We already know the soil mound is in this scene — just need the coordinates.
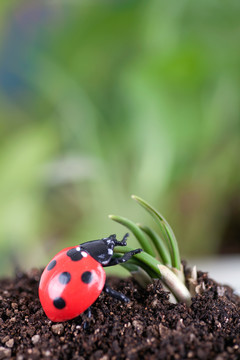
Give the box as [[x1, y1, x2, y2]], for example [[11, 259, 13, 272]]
[[0, 268, 239, 359]]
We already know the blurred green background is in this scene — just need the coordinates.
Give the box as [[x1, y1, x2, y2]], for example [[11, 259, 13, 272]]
[[0, 0, 240, 276]]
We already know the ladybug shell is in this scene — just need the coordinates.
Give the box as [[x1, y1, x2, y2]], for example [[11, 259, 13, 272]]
[[39, 246, 106, 322]]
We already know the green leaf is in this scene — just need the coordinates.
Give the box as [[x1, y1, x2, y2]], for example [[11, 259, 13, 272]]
[[114, 246, 161, 278], [120, 263, 153, 288], [138, 224, 172, 266], [120, 258, 159, 278], [109, 214, 156, 257], [131, 195, 181, 270]]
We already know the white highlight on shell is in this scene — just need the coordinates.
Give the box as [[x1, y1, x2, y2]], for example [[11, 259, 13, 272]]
[[108, 249, 113, 255], [102, 260, 109, 265], [81, 251, 87, 257]]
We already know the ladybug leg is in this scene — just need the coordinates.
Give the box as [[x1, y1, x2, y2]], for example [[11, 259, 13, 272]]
[[113, 233, 129, 247], [83, 307, 92, 330], [105, 248, 142, 267], [84, 307, 92, 319], [104, 284, 130, 303]]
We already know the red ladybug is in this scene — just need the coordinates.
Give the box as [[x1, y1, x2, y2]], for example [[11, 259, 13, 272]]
[[39, 234, 142, 322]]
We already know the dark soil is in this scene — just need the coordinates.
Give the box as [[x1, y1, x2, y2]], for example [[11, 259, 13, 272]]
[[0, 267, 240, 360]]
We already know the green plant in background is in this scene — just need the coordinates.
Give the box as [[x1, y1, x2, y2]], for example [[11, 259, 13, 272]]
[[0, 0, 240, 276], [110, 195, 201, 305]]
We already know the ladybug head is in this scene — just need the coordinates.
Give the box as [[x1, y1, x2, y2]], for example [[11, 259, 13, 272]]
[[80, 233, 129, 266]]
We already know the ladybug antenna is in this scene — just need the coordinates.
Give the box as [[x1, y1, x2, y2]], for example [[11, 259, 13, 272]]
[[109, 234, 117, 239]]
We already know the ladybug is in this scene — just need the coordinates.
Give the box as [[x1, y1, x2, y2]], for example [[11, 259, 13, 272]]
[[39, 233, 142, 322]]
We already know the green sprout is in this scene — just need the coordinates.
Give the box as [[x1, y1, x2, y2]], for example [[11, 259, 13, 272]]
[[109, 195, 198, 306]]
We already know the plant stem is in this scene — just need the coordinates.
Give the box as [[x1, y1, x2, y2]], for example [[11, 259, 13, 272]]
[[114, 247, 191, 305]]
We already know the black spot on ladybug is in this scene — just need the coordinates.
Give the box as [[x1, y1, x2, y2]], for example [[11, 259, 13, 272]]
[[81, 271, 93, 284], [53, 297, 66, 309], [67, 248, 83, 261], [59, 272, 71, 285], [47, 260, 56, 271]]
